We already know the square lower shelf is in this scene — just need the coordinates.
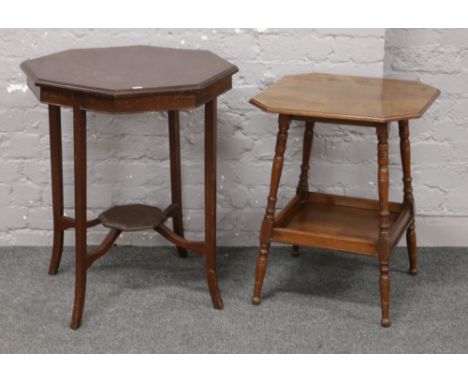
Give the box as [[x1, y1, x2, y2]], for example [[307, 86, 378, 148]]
[[272, 192, 413, 256]]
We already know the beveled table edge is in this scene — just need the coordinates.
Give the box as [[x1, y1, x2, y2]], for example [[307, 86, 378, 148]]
[[21, 60, 239, 98], [249, 73, 441, 124]]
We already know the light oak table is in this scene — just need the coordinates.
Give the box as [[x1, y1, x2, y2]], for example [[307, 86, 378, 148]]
[[250, 73, 440, 327], [21, 46, 238, 329]]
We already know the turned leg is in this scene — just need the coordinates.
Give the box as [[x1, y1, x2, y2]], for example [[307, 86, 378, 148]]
[[70, 105, 88, 330], [48, 105, 65, 275], [377, 124, 391, 327], [291, 121, 315, 257], [168, 110, 188, 258], [204, 99, 223, 310], [399, 120, 417, 275], [406, 223, 417, 275], [253, 114, 290, 305]]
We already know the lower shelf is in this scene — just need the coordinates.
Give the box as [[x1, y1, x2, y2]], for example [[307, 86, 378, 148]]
[[272, 192, 413, 256], [99, 204, 168, 232]]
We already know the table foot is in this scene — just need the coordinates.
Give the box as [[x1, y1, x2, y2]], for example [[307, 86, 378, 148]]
[[48, 229, 64, 275], [70, 270, 86, 330], [406, 222, 417, 276], [70, 302, 85, 330], [176, 247, 188, 258], [291, 245, 300, 257], [252, 296, 261, 305], [252, 245, 269, 305], [380, 318, 391, 328], [379, 261, 390, 329], [206, 268, 223, 309]]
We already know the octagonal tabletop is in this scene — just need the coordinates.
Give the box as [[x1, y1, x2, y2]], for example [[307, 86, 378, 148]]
[[250, 73, 440, 124], [21, 45, 238, 98]]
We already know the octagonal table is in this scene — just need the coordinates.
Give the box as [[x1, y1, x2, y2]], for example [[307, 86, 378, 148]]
[[21, 46, 238, 329], [250, 73, 440, 327]]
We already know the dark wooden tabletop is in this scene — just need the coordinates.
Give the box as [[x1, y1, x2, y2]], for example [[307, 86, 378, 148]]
[[21, 45, 238, 97], [250, 73, 440, 123]]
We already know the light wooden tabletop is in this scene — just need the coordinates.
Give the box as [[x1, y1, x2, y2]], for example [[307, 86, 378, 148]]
[[250, 73, 440, 123]]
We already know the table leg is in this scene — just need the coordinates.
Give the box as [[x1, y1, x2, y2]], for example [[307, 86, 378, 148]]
[[48, 105, 65, 275], [70, 104, 88, 330], [399, 120, 417, 276], [377, 124, 391, 327], [168, 110, 188, 258], [252, 114, 290, 305], [291, 121, 315, 257], [291, 245, 300, 257], [204, 99, 223, 309]]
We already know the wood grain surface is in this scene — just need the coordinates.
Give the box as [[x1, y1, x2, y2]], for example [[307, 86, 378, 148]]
[[250, 73, 440, 123]]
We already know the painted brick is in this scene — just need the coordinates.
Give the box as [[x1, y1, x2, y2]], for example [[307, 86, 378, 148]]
[[0, 207, 28, 230], [6, 134, 41, 159], [385, 28, 468, 220], [0, 184, 11, 206], [0, 28, 464, 246], [10, 183, 42, 206]]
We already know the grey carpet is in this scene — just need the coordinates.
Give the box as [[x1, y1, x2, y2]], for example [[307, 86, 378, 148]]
[[0, 246, 467, 353]]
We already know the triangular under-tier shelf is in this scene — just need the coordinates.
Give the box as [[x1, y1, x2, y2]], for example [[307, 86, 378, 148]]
[[99, 204, 167, 232]]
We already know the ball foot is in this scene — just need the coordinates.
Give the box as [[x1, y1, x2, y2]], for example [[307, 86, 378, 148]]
[[380, 318, 391, 328], [252, 296, 261, 305], [409, 268, 417, 276]]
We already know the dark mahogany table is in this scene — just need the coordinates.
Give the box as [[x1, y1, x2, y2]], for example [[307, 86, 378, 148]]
[[21, 46, 238, 329], [250, 73, 440, 327]]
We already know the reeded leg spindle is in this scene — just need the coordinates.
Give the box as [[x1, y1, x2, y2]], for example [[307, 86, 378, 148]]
[[253, 114, 290, 305], [377, 124, 391, 327], [291, 121, 315, 258]]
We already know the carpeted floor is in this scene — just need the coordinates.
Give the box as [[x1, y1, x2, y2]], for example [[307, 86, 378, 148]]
[[0, 246, 467, 353]]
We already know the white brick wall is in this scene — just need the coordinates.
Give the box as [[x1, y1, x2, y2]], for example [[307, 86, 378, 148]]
[[384, 28, 468, 245], [1, 28, 464, 246]]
